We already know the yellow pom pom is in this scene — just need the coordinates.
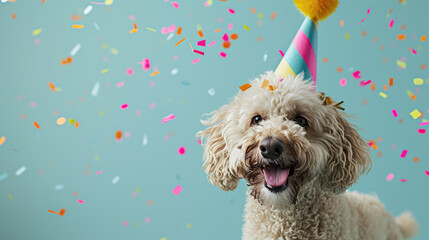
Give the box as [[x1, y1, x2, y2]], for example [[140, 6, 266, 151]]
[[293, 0, 339, 21]]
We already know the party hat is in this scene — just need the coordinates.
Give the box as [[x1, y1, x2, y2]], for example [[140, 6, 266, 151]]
[[275, 0, 339, 85]]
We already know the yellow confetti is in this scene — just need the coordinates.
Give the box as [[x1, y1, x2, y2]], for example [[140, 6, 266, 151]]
[[72, 25, 84, 29], [0, 136, 5, 146], [345, 33, 350, 40], [150, 71, 160, 76], [56, 117, 66, 125], [268, 85, 276, 91], [110, 48, 119, 55], [244, 25, 250, 31], [379, 92, 387, 98], [261, 79, 269, 88], [101, 69, 109, 74], [8, 194, 13, 201], [258, 13, 264, 19], [99, 110, 104, 117], [410, 109, 421, 119], [105, 0, 114, 5], [102, 44, 110, 49], [146, 27, 156, 32], [186, 223, 192, 228], [396, 60, 406, 69], [160, 238, 167, 240], [413, 78, 423, 85], [32, 28, 42, 36]]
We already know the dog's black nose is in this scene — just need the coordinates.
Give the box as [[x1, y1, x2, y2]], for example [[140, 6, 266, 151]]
[[259, 137, 284, 159]]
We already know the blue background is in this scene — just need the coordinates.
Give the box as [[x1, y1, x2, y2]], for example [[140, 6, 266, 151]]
[[0, 0, 428, 239]]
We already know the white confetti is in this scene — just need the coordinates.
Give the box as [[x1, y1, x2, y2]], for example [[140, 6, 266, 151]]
[[0, 172, 8, 182], [55, 184, 64, 190], [142, 134, 148, 146], [91, 82, 100, 97], [208, 88, 215, 96], [171, 68, 178, 75], [16, 166, 26, 176], [166, 33, 174, 41], [83, 5, 93, 15], [94, 22, 100, 31], [263, 53, 268, 62], [112, 176, 120, 184], [70, 44, 81, 56]]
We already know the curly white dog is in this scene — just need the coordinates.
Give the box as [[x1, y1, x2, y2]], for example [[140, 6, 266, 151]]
[[198, 71, 418, 240]]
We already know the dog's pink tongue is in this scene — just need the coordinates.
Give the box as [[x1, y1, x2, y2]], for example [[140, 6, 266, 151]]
[[263, 167, 290, 187]]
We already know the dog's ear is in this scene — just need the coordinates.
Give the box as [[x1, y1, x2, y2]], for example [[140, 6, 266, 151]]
[[320, 110, 372, 194], [197, 104, 241, 191]]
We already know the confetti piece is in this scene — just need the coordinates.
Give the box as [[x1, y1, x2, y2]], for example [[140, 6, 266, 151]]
[[171, 68, 178, 75], [379, 92, 387, 98], [396, 60, 406, 69], [0, 172, 8, 182], [400, 150, 408, 158], [192, 58, 200, 64], [129, 23, 138, 33], [170, 1, 179, 9], [33, 121, 40, 129], [268, 85, 276, 91], [418, 129, 426, 134], [194, 50, 204, 55], [360, 80, 371, 86], [250, 7, 256, 13], [91, 82, 100, 97], [121, 104, 128, 109], [105, 0, 114, 5], [142, 134, 148, 146], [352, 71, 361, 79], [206, 41, 215, 48], [116, 81, 124, 87], [70, 44, 81, 56], [410, 109, 422, 119], [222, 41, 231, 49], [0, 136, 5, 147], [222, 33, 229, 42], [228, 8, 235, 14], [197, 40, 206, 46], [112, 176, 120, 184], [146, 27, 156, 32], [32, 28, 42, 36], [61, 56, 73, 65], [77, 199, 84, 204], [198, 30, 204, 37], [425, 170, 429, 176], [101, 69, 109, 74], [48, 210, 58, 214], [389, 19, 394, 28], [138, 59, 150, 71], [410, 49, 417, 54], [419, 122, 429, 126], [174, 37, 186, 47], [115, 130, 122, 140], [172, 185, 183, 196], [399, 179, 407, 182], [57, 117, 66, 125], [58, 209, 66, 216], [271, 12, 277, 19], [16, 166, 26, 176], [83, 5, 93, 15], [55, 184, 64, 190], [95, 170, 103, 175], [244, 25, 249, 31], [150, 71, 160, 76], [228, 23, 233, 30], [72, 24, 84, 29], [279, 50, 285, 58], [230, 33, 238, 40], [219, 52, 227, 58], [94, 22, 100, 30], [397, 34, 406, 40], [414, 78, 423, 85], [239, 83, 252, 92], [386, 173, 394, 181], [208, 88, 215, 96], [358, 17, 367, 24], [392, 110, 398, 117], [162, 114, 176, 123], [339, 78, 347, 87], [178, 146, 186, 155], [421, 35, 427, 42], [261, 79, 269, 88], [389, 78, 393, 86], [177, 26, 182, 35]]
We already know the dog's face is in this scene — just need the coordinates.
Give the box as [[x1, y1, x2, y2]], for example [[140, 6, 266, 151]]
[[198, 71, 371, 207]]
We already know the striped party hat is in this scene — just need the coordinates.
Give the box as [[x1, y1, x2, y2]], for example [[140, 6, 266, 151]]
[[275, 0, 339, 86]]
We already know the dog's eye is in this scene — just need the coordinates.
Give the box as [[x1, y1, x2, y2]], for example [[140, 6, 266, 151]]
[[251, 115, 263, 125], [294, 116, 308, 127]]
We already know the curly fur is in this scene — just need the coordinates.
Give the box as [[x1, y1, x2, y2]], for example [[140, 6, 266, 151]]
[[197, 71, 419, 239]]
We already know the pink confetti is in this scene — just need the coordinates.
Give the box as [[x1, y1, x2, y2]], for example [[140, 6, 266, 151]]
[[123, 221, 129, 227], [150, 103, 156, 109], [197, 139, 202, 145], [135, 110, 141, 116], [96, 170, 103, 175], [172, 184, 183, 196], [164, 134, 169, 141], [116, 82, 124, 87], [219, 52, 227, 58], [358, 17, 367, 24], [171, 1, 179, 9], [392, 109, 398, 117], [138, 58, 150, 71], [145, 217, 151, 223], [418, 129, 426, 134], [126, 68, 134, 76], [34, 39, 41, 45], [208, 41, 216, 47], [77, 199, 84, 204], [131, 192, 138, 197], [425, 170, 429, 176], [368, 142, 373, 147], [367, 8, 371, 14], [352, 70, 361, 79], [386, 173, 394, 181], [192, 58, 200, 64], [29, 101, 37, 108], [178, 146, 186, 155], [124, 132, 131, 138], [419, 121, 429, 126], [279, 50, 285, 58], [162, 114, 176, 123], [339, 78, 347, 87], [194, 50, 205, 55], [222, 33, 229, 42], [400, 150, 408, 158], [197, 40, 206, 46], [228, 8, 235, 14], [129, 15, 135, 21], [359, 80, 371, 86], [389, 19, 394, 28], [228, 23, 233, 30], [411, 49, 418, 54], [121, 104, 128, 109], [399, 179, 407, 182], [149, 81, 155, 87]]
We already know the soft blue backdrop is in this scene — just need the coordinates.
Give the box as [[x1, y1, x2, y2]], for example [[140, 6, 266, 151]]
[[0, 0, 428, 239]]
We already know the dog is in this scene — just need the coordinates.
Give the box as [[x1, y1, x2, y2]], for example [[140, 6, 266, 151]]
[[198, 71, 418, 240]]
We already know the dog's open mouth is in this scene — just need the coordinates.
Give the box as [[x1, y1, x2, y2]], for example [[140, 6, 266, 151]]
[[263, 166, 294, 193]]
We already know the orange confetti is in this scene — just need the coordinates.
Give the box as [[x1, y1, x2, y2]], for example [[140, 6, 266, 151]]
[[177, 26, 182, 35], [339, 20, 344, 27], [322, 58, 329, 63], [257, 36, 263, 42], [150, 71, 160, 76], [362, 31, 367, 37], [115, 130, 122, 140], [239, 83, 252, 92], [336, 67, 343, 73], [421, 64, 426, 69], [370, 83, 376, 91], [397, 34, 406, 40], [129, 23, 138, 33], [421, 35, 427, 42], [250, 7, 256, 13], [223, 41, 231, 49], [413, 157, 419, 163], [72, 24, 84, 29], [400, 24, 406, 30], [71, 15, 82, 21], [33, 121, 40, 129], [214, 29, 222, 33], [230, 33, 238, 40], [389, 78, 393, 86], [174, 37, 186, 47], [270, 12, 277, 20], [0, 136, 5, 146], [383, 85, 388, 91], [268, 85, 276, 91], [198, 30, 204, 37], [61, 56, 73, 65], [48, 82, 56, 91], [48, 210, 57, 214], [373, 37, 378, 43], [410, 94, 416, 101], [388, 8, 393, 15], [261, 79, 269, 88], [12, 13, 16, 19], [42, 0, 46, 3], [58, 209, 66, 216], [75, 122, 79, 128]]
